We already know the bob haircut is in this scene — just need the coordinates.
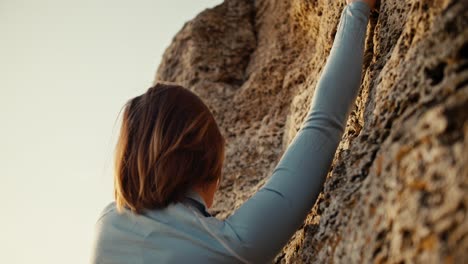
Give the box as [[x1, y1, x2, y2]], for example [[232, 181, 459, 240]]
[[114, 82, 225, 213]]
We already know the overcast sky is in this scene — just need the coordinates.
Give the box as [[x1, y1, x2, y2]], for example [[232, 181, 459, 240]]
[[0, 0, 223, 263]]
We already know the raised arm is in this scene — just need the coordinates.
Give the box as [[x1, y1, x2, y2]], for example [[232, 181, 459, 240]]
[[223, 1, 372, 263]]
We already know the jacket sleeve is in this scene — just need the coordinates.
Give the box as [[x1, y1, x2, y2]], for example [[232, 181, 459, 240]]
[[223, 2, 372, 263]]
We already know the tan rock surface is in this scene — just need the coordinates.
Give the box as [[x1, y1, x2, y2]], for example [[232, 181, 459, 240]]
[[154, 0, 468, 262]]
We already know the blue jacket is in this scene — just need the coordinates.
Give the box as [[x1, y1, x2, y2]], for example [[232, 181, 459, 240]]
[[91, 2, 371, 263]]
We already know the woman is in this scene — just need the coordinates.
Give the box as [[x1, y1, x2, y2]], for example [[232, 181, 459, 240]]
[[91, 0, 376, 263]]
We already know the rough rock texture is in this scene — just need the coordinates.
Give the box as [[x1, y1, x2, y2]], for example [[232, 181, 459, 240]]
[[154, 0, 468, 262]]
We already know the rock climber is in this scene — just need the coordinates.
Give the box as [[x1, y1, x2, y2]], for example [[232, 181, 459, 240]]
[[91, 0, 377, 263]]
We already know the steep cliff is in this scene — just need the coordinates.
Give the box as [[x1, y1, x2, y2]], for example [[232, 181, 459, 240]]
[[154, 0, 468, 262]]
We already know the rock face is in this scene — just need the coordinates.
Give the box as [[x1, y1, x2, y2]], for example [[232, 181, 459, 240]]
[[154, 0, 468, 262]]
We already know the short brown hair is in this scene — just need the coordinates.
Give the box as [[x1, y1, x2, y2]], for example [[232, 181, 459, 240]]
[[114, 82, 225, 213]]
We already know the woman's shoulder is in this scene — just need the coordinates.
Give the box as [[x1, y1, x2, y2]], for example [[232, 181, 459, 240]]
[[94, 200, 233, 239], [95, 201, 117, 223]]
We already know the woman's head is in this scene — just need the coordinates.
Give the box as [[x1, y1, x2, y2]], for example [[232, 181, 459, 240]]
[[114, 82, 225, 213]]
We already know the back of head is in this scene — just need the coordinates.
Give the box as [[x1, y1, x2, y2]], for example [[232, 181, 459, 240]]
[[114, 82, 225, 213]]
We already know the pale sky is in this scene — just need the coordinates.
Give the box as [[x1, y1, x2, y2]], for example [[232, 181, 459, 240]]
[[0, 0, 223, 263]]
